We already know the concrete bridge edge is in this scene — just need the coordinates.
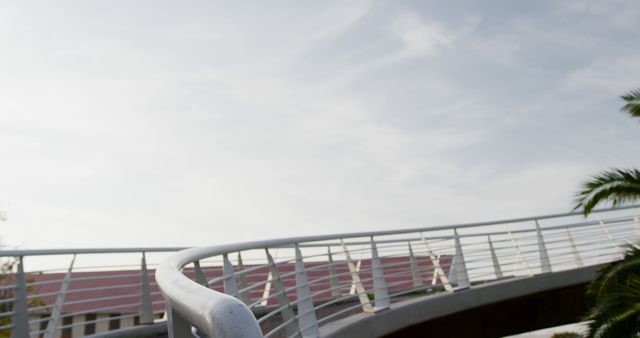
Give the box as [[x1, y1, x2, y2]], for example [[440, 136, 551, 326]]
[[320, 265, 602, 338]]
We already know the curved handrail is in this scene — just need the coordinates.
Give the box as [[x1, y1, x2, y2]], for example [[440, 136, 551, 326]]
[[156, 247, 263, 337], [161, 205, 638, 260], [156, 205, 640, 338]]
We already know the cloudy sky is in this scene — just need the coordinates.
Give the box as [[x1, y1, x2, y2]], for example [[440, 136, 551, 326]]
[[1, 0, 639, 249]]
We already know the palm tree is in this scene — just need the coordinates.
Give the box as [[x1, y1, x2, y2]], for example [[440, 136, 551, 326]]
[[585, 245, 640, 338], [574, 90, 640, 216], [575, 90, 640, 338]]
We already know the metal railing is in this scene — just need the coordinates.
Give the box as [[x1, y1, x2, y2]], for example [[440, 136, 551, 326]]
[[156, 206, 640, 338], [0, 247, 185, 338]]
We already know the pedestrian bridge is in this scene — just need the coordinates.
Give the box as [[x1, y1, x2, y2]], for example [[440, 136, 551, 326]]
[[2, 206, 638, 338]]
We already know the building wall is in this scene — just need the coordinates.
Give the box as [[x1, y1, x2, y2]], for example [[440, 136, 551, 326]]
[[28, 313, 147, 338]]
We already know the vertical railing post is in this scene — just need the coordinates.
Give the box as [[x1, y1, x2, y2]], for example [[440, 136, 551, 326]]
[[294, 245, 319, 337], [566, 227, 583, 267], [447, 255, 458, 285], [140, 252, 154, 324], [222, 254, 239, 296], [236, 252, 252, 305], [370, 237, 390, 312], [488, 236, 503, 279], [419, 232, 453, 292], [327, 247, 341, 299], [408, 242, 423, 288], [340, 240, 373, 313], [535, 220, 552, 274], [265, 248, 299, 337], [43, 255, 76, 338], [166, 304, 192, 338], [11, 256, 30, 338], [453, 229, 470, 289], [193, 260, 208, 287]]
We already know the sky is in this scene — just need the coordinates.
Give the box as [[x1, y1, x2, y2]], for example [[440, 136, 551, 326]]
[[0, 0, 639, 249]]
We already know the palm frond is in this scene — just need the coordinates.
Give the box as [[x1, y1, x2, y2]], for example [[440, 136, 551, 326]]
[[621, 89, 640, 118], [588, 246, 640, 298], [573, 168, 640, 216], [586, 276, 640, 338], [586, 248, 640, 338], [589, 302, 640, 338]]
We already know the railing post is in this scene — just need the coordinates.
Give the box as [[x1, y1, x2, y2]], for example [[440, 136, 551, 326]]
[[453, 229, 470, 289], [419, 232, 453, 292], [11, 256, 29, 338], [488, 236, 503, 279], [340, 240, 373, 313], [566, 227, 583, 267], [447, 254, 458, 285], [193, 260, 208, 287], [327, 247, 341, 299], [408, 242, 423, 288], [139, 252, 154, 324], [222, 254, 239, 296], [265, 248, 299, 337], [43, 255, 76, 338], [166, 304, 192, 338], [535, 220, 552, 274], [236, 252, 252, 305], [294, 245, 319, 338], [370, 237, 390, 312]]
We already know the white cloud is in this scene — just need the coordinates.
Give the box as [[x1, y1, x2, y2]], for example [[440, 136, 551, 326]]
[[391, 12, 454, 58]]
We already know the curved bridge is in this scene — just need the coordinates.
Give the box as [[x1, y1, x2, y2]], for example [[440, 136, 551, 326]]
[[156, 206, 640, 338], [1, 206, 636, 338]]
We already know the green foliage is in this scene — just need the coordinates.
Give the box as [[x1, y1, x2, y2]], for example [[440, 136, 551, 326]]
[[621, 90, 640, 118], [575, 89, 640, 338], [573, 169, 640, 216], [585, 246, 640, 338], [574, 89, 640, 216]]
